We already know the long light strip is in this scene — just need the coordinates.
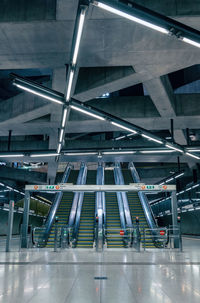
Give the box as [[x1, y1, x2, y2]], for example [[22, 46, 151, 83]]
[[14, 84, 63, 105], [30, 153, 59, 158], [61, 108, 68, 128], [187, 149, 200, 152], [175, 172, 184, 178], [57, 143, 62, 154], [59, 128, 64, 143], [72, 10, 86, 65], [65, 152, 97, 156], [94, 2, 169, 34], [185, 152, 200, 160], [140, 150, 174, 153], [142, 134, 163, 144], [165, 144, 183, 153], [111, 121, 137, 133], [0, 154, 24, 158], [71, 105, 105, 120], [66, 70, 75, 101], [182, 37, 200, 48], [103, 151, 135, 155]]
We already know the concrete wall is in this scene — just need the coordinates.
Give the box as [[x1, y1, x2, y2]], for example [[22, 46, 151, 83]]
[[0, 0, 56, 22], [0, 209, 43, 236], [158, 210, 200, 235]]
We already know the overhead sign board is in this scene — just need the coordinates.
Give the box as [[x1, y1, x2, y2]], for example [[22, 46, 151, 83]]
[[25, 183, 176, 192]]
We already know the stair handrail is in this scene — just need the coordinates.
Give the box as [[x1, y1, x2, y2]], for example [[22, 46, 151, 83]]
[[129, 163, 158, 238], [41, 164, 72, 244], [71, 163, 87, 247], [114, 163, 133, 228]]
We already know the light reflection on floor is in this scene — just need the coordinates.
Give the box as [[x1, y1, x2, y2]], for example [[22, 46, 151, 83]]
[[0, 237, 199, 302]]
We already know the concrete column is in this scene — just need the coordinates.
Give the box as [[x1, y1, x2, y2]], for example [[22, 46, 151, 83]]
[[171, 191, 179, 248], [6, 195, 14, 252], [21, 191, 31, 248]]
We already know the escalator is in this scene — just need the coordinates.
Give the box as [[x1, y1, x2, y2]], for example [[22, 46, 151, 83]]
[[76, 170, 96, 248], [105, 170, 124, 248], [46, 170, 79, 247], [122, 169, 155, 248]]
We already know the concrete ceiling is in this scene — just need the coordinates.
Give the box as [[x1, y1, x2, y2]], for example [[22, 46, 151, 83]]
[[0, 0, 200, 187]]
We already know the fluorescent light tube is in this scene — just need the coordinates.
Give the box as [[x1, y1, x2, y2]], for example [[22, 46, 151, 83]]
[[175, 172, 184, 178], [72, 10, 86, 65], [165, 144, 183, 153], [62, 108, 68, 128], [179, 191, 184, 194], [166, 178, 174, 183], [0, 154, 24, 158], [182, 37, 200, 48], [140, 150, 174, 153], [103, 151, 135, 155], [142, 134, 163, 144], [71, 105, 105, 120], [111, 121, 137, 133], [187, 149, 200, 152], [95, 2, 169, 34], [185, 152, 200, 160], [66, 70, 74, 101], [14, 84, 63, 105], [65, 152, 97, 156], [159, 182, 164, 185], [127, 133, 136, 137], [30, 153, 59, 157], [192, 184, 199, 189], [57, 143, 62, 154], [59, 128, 64, 143], [186, 187, 192, 191], [115, 135, 126, 141]]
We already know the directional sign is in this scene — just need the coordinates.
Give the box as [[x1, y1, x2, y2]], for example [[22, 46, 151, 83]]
[[25, 184, 176, 192]]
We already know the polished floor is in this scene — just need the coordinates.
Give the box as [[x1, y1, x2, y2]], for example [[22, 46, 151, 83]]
[[0, 238, 200, 302]]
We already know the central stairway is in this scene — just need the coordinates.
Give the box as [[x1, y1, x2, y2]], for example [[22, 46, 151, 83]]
[[122, 169, 155, 248], [76, 170, 96, 248], [105, 170, 124, 248]]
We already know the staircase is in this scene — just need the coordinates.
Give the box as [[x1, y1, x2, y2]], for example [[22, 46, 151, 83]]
[[46, 170, 78, 248], [76, 170, 96, 248], [122, 169, 155, 248], [105, 170, 124, 248]]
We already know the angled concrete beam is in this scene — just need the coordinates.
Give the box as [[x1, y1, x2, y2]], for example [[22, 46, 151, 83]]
[[74, 66, 136, 101], [143, 75, 187, 145]]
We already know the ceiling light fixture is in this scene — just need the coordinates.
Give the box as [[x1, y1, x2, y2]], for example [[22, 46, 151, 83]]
[[111, 121, 137, 133], [140, 150, 174, 153], [182, 37, 200, 48], [71, 105, 105, 120], [103, 151, 135, 155], [14, 84, 63, 105], [142, 134, 163, 144], [64, 152, 97, 156], [61, 108, 68, 128], [94, 1, 169, 34], [0, 154, 24, 158], [185, 152, 200, 160], [30, 153, 59, 157], [72, 9, 86, 65], [59, 129, 64, 143], [165, 144, 183, 153], [66, 70, 75, 101]]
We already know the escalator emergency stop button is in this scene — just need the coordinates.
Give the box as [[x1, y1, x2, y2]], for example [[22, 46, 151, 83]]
[[160, 230, 165, 236]]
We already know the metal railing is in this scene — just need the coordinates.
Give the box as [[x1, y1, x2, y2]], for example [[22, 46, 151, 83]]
[[33, 226, 72, 250], [142, 227, 182, 251]]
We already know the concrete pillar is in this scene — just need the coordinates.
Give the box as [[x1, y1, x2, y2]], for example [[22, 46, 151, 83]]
[[21, 191, 30, 248]]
